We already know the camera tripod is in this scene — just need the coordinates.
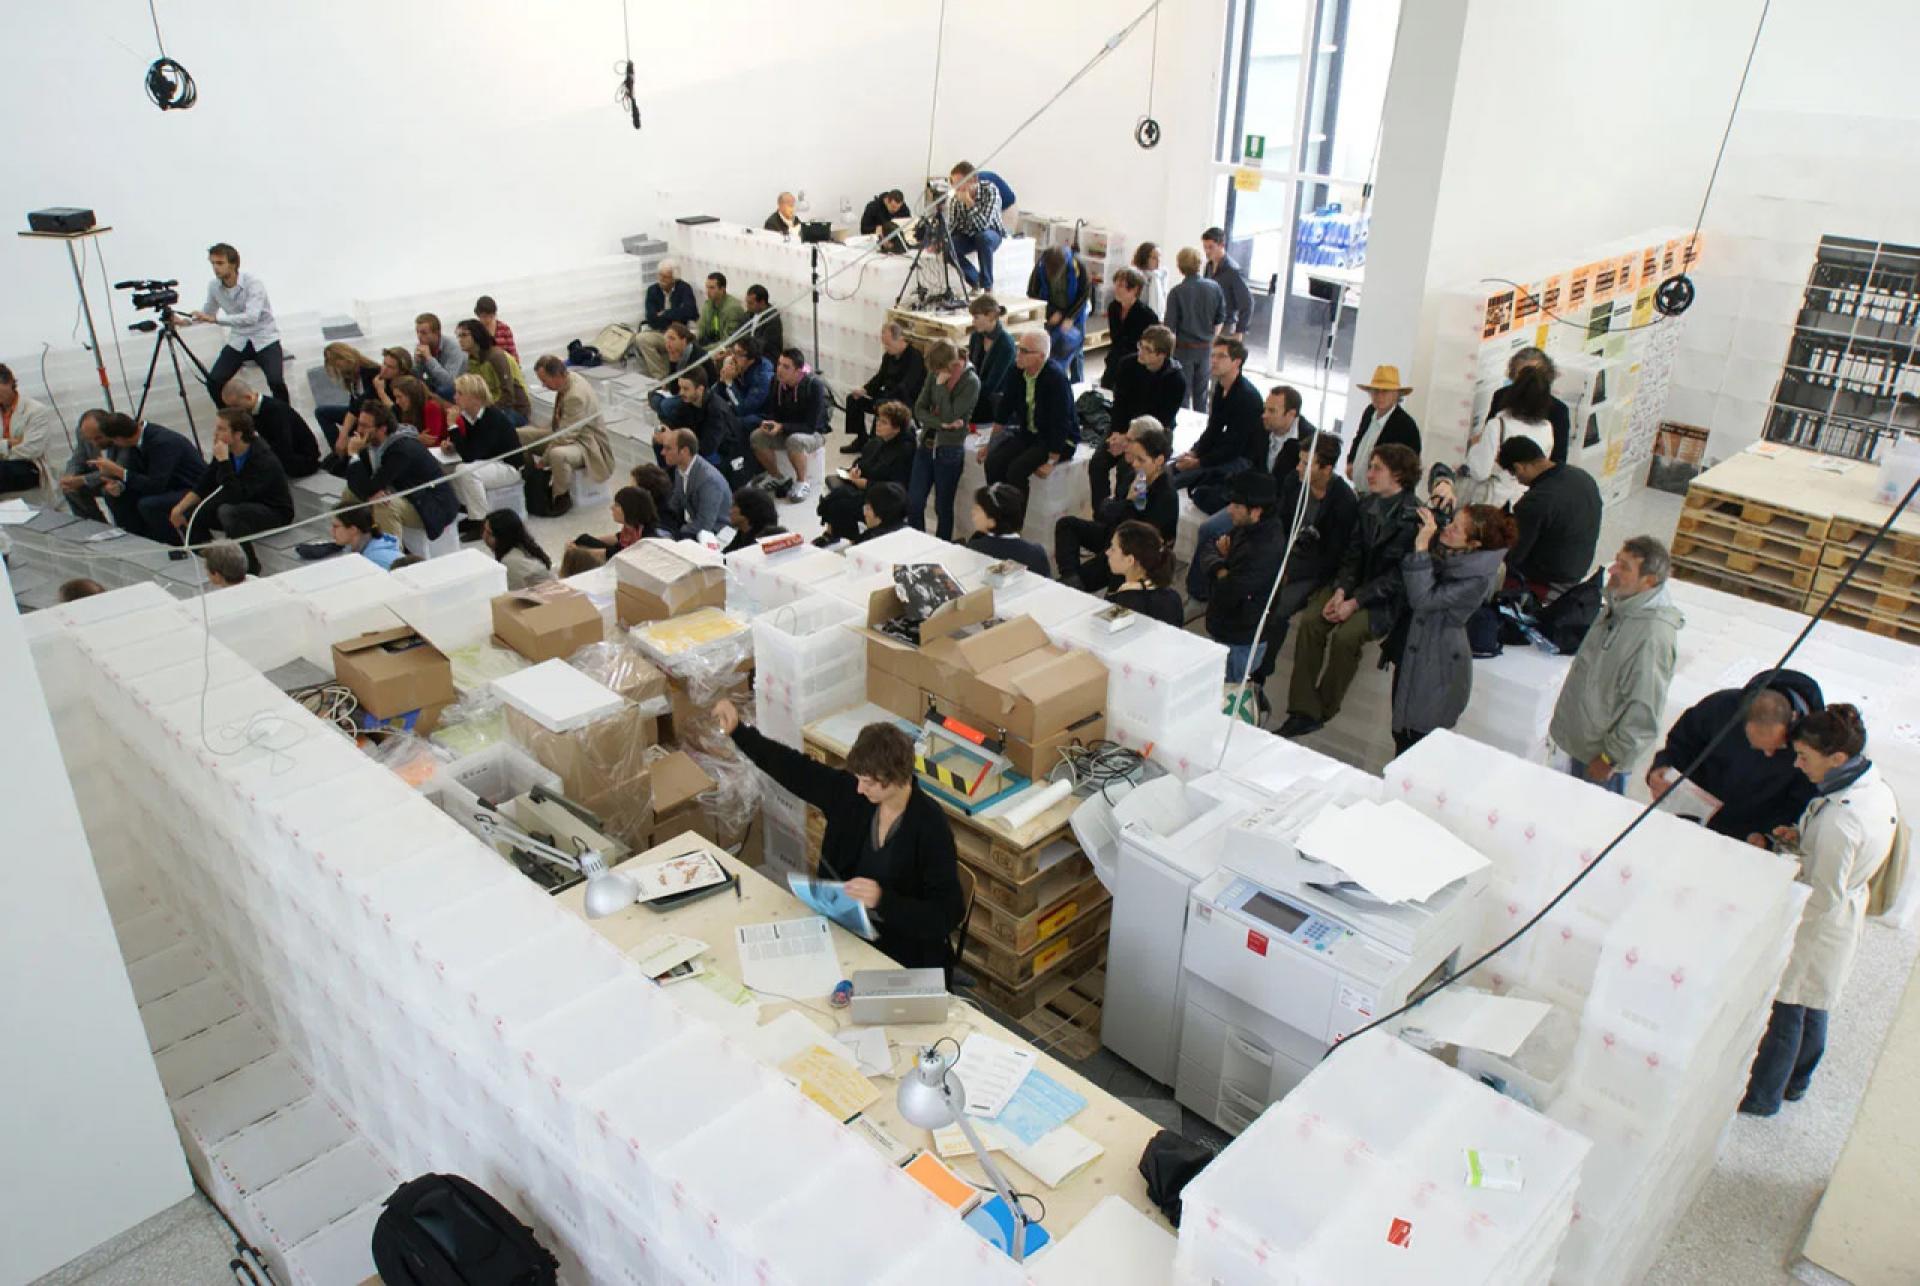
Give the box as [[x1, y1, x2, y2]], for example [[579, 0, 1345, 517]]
[[892, 207, 972, 313], [129, 309, 211, 451]]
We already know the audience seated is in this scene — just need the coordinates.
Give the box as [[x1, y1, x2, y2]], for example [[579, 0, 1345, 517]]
[[749, 348, 829, 503], [413, 312, 467, 400], [983, 332, 1076, 493], [1094, 324, 1184, 507], [391, 375, 453, 446], [947, 162, 1006, 289], [967, 296, 1019, 415], [645, 323, 711, 422], [324, 402, 459, 543], [0, 362, 58, 494], [562, 487, 665, 576], [630, 462, 675, 521], [474, 295, 517, 359], [316, 342, 383, 447], [1346, 365, 1421, 483], [1189, 383, 1313, 600], [1252, 433, 1357, 662], [724, 484, 785, 554], [1498, 436, 1603, 603], [717, 337, 774, 431], [743, 286, 784, 363], [663, 366, 746, 481], [638, 260, 700, 376], [483, 509, 554, 590], [843, 322, 927, 455], [660, 427, 732, 539], [329, 502, 402, 570], [57, 410, 120, 522], [765, 191, 802, 237], [1171, 337, 1261, 508], [851, 482, 909, 545], [907, 340, 981, 541], [966, 483, 1050, 576], [525, 355, 613, 518], [1279, 442, 1423, 739], [201, 541, 248, 588], [1165, 247, 1225, 410], [818, 400, 914, 544], [1027, 246, 1092, 381], [1101, 267, 1160, 382], [457, 319, 532, 425], [222, 377, 320, 478], [1103, 520, 1183, 626], [58, 578, 106, 602], [170, 407, 293, 575], [695, 272, 747, 354], [96, 412, 206, 541], [1056, 419, 1174, 591], [1203, 472, 1288, 687], [444, 373, 523, 534]]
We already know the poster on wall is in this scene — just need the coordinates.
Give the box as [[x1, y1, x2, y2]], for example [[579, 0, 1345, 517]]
[[1648, 421, 1710, 495], [1482, 290, 1515, 340]]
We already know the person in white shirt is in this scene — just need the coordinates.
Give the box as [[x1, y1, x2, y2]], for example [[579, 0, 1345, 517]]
[[1464, 362, 1554, 509], [0, 362, 58, 495], [174, 242, 290, 405]]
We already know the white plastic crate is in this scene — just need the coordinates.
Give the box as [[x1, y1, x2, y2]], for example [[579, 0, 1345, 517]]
[[1103, 620, 1227, 732], [426, 742, 564, 842], [388, 548, 510, 650], [510, 976, 688, 1157]]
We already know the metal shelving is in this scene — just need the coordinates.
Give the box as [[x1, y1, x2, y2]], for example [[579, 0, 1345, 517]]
[[1764, 235, 1920, 460]]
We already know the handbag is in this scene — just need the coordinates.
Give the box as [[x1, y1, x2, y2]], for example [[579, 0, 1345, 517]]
[[590, 322, 635, 362], [521, 461, 558, 517]]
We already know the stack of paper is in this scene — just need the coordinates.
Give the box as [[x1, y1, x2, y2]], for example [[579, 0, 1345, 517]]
[[1295, 798, 1491, 902]]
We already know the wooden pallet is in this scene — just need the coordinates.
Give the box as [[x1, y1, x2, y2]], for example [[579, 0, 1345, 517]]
[[1674, 508, 1824, 567], [966, 933, 1107, 1019], [968, 872, 1108, 954], [1826, 518, 1920, 567], [1808, 596, 1920, 646], [952, 820, 1078, 884], [887, 301, 1045, 353], [1672, 560, 1807, 611], [967, 847, 1093, 918], [1683, 484, 1832, 544], [1809, 570, 1920, 621], [1819, 534, 1920, 579], [964, 903, 1111, 990], [1671, 533, 1817, 592], [1012, 963, 1106, 1062]]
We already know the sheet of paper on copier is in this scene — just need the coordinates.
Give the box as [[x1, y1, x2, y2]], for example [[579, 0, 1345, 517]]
[[1294, 798, 1490, 904]]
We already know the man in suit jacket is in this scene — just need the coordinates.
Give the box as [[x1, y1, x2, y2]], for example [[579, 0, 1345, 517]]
[[222, 378, 320, 477], [1188, 383, 1317, 600], [95, 412, 206, 539], [524, 355, 613, 518], [170, 407, 294, 574], [1346, 364, 1421, 481], [660, 427, 732, 539], [841, 321, 927, 453], [326, 402, 459, 540], [57, 409, 125, 521], [983, 331, 1077, 493], [1172, 337, 1262, 510]]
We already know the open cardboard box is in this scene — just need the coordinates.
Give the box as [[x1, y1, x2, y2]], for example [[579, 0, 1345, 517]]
[[862, 584, 997, 689], [332, 624, 456, 721], [613, 538, 727, 626], [933, 698, 1107, 780], [492, 584, 605, 663]]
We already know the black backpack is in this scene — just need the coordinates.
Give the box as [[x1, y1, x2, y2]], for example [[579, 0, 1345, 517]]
[[522, 461, 559, 517], [1075, 389, 1113, 447], [371, 1174, 558, 1286]]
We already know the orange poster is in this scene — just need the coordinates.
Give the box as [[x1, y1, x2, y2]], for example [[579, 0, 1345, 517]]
[[1567, 263, 1594, 309], [1539, 274, 1564, 317], [1615, 253, 1638, 298], [1592, 260, 1618, 305], [1512, 280, 1541, 328], [1641, 244, 1660, 284]]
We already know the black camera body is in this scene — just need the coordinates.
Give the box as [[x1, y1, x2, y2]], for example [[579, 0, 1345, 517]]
[[116, 278, 180, 311], [799, 220, 834, 245]]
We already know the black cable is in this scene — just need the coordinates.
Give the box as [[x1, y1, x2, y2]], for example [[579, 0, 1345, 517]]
[[614, 0, 640, 129], [1325, 468, 1920, 1060], [143, 0, 196, 110]]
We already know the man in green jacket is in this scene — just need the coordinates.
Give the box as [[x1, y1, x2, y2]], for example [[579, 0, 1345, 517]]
[[1549, 535, 1684, 793], [695, 272, 748, 353]]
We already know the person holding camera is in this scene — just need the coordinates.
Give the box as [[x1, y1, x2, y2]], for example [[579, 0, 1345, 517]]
[[173, 242, 289, 406]]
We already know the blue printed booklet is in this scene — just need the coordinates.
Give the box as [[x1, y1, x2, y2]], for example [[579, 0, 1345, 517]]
[[963, 1194, 1052, 1258], [786, 874, 878, 941]]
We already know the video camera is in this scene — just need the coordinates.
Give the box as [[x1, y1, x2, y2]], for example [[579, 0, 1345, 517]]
[[114, 278, 180, 312]]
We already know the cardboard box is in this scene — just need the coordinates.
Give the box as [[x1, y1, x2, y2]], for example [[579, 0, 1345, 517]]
[[504, 703, 658, 849], [939, 704, 1106, 780], [961, 642, 1109, 743], [332, 625, 456, 720], [866, 669, 924, 722], [491, 585, 606, 663], [613, 538, 728, 625], [665, 670, 753, 755], [647, 749, 719, 847], [862, 585, 995, 688], [920, 615, 1051, 712]]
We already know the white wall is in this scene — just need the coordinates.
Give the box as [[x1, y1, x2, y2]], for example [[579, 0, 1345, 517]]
[[0, 574, 192, 1282], [1, 0, 1222, 360]]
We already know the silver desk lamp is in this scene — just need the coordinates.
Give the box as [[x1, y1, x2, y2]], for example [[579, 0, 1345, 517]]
[[895, 1044, 1029, 1262], [470, 806, 640, 919]]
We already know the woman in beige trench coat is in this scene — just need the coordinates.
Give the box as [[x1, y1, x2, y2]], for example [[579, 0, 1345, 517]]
[[1740, 704, 1899, 1116]]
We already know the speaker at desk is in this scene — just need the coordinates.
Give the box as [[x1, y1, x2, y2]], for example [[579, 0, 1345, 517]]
[[850, 968, 948, 1024]]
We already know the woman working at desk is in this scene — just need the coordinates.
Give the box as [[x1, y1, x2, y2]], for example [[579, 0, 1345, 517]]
[[712, 700, 966, 971]]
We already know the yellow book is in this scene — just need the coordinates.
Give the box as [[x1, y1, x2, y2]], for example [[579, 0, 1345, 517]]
[[778, 1044, 880, 1122]]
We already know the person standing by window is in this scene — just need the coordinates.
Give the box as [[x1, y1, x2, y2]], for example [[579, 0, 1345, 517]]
[[1164, 248, 1225, 411], [1202, 227, 1253, 341]]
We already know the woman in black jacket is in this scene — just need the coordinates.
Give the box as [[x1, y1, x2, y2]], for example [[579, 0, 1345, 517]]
[[714, 701, 966, 972], [1103, 520, 1184, 626], [817, 401, 914, 543]]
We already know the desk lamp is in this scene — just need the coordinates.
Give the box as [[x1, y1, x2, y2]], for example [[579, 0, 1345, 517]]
[[896, 1044, 1029, 1262], [470, 807, 639, 919]]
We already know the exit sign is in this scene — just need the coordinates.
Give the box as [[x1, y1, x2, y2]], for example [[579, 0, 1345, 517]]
[[1244, 133, 1266, 161]]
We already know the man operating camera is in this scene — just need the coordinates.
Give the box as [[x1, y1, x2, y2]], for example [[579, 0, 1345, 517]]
[[170, 242, 289, 406]]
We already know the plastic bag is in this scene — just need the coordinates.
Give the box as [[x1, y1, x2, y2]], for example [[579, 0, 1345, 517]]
[[503, 700, 658, 851], [429, 684, 511, 757], [567, 639, 673, 718], [681, 742, 764, 851], [367, 731, 449, 789], [627, 607, 753, 692]]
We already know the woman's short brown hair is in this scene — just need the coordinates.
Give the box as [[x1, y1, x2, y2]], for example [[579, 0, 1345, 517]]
[[846, 723, 916, 786]]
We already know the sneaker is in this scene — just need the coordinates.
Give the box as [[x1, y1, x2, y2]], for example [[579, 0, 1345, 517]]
[[786, 481, 812, 504], [811, 532, 837, 548], [1736, 1097, 1779, 1117], [1784, 1083, 1810, 1102], [295, 540, 343, 561], [1277, 714, 1324, 739]]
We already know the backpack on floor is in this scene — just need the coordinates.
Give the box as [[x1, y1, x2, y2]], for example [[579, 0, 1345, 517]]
[[370, 1174, 558, 1286], [522, 461, 559, 517], [566, 338, 603, 368], [590, 322, 635, 362]]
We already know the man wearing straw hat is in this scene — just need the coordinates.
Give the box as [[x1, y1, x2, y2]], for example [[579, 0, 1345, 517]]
[[1346, 364, 1422, 482]]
